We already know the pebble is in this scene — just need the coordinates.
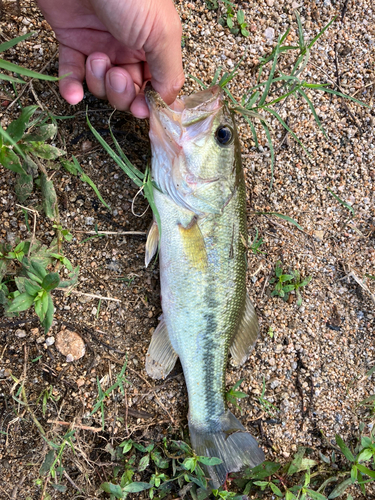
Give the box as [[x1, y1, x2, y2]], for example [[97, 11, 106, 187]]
[[15, 329, 27, 338], [55, 329, 85, 361], [264, 27, 275, 41]]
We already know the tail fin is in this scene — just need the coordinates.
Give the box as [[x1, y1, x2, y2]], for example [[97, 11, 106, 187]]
[[189, 411, 264, 488]]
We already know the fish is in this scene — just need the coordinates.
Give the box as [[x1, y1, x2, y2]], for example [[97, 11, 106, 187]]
[[144, 83, 265, 488]]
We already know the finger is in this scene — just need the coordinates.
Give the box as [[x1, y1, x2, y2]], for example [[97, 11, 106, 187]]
[[58, 44, 86, 105], [145, 3, 185, 104], [130, 91, 149, 119], [86, 53, 112, 100], [105, 67, 138, 111]]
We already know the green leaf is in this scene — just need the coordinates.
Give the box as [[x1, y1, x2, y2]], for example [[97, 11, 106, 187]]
[[295, 10, 305, 49], [0, 147, 25, 174], [361, 436, 373, 448], [7, 292, 35, 312], [327, 187, 355, 216], [304, 489, 327, 500], [58, 265, 79, 288], [5, 105, 38, 143], [280, 274, 294, 283], [60, 158, 78, 176], [335, 435, 355, 462], [198, 456, 223, 466], [258, 35, 282, 107], [71, 156, 110, 211], [28, 142, 65, 160], [0, 58, 61, 81], [41, 293, 54, 333], [28, 259, 48, 280], [356, 463, 375, 478], [0, 32, 34, 53], [357, 448, 373, 462], [51, 484, 67, 493], [123, 482, 152, 493], [151, 451, 169, 469], [119, 439, 133, 454], [269, 482, 283, 496], [237, 9, 245, 24], [39, 450, 55, 475], [298, 88, 328, 139], [288, 447, 306, 475], [241, 28, 249, 37], [227, 17, 233, 28], [24, 278, 42, 297], [41, 273, 60, 292], [255, 211, 303, 231], [40, 173, 58, 219], [100, 482, 124, 498], [15, 172, 33, 203], [0, 74, 25, 84], [138, 454, 150, 472], [22, 124, 57, 142], [327, 478, 352, 498], [307, 17, 336, 50]]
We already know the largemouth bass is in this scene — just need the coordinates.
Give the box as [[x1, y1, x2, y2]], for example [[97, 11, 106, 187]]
[[144, 84, 264, 487]]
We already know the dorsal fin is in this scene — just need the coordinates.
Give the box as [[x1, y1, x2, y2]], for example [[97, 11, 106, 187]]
[[230, 293, 259, 366]]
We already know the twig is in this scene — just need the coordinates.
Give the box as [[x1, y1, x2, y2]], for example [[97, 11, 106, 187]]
[[63, 471, 82, 492], [56, 290, 121, 302], [10, 476, 25, 500], [47, 420, 102, 432]]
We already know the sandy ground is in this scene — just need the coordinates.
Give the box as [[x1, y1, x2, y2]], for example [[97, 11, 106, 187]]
[[0, 0, 374, 498]]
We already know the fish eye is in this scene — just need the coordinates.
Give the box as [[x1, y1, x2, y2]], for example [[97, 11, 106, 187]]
[[215, 125, 233, 146]]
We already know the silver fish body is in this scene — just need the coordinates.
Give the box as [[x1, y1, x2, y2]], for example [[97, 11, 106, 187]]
[[144, 85, 264, 487]]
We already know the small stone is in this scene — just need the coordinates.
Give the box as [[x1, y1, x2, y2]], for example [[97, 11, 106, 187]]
[[15, 329, 27, 338], [264, 27, 275, 41], [85, 217, 94, 225], [81, 140, 93, 152], [275, 344, 283, 353], [76, 378, 85, 388], [270, 379, 280, 389], [45, 336, 55, 346], [292, 1, 301, 8], [266, 0, 274, 6], [55, 329, 85, 361], [91, 306, 98, 316], [0, 368, 11, 378], [36, 336, 45, 344], [314, 230, 324, 241]]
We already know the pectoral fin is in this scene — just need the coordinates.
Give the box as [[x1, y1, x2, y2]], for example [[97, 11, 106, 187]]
[[178, 217, 207, 271], [146, 317, 178, 379], [230, 294, 259, 366], [145, 220, 159, 268]]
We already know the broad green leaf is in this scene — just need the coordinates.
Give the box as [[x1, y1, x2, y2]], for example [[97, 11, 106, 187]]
[[361, 436, 373, 448], [0, 147, 24, 174], [60, 158, 78, 176], [305, 489, 327, 500], [42, 273, 60, 292], [15, 172, 33, 203], [23, 124, 57, 142], [34, 295, 44, 321], [0, 58, 61, 81], [151, 451, 169, 469], [237, 9, 245, 24], [40, 173, 58, 219], [270, 481, 283, 496], [7, 291, 35, 312], [24, 278, 42, 296], [335, 434, 355, 462], [5, 105, 38, 143], [0, 32, 34, 53], [119, 439, 133, 454], [51, 484, 66, 493], [29, 259, 48, 280], [356, 463, 375, 478], [288, 447, 306, 475], [327, 478, 352, 498], [357, 448, 373, 462], [41, 293, 54, 333], [58, 265, 79, 288], [123, 482, 152, 493], [241, 28, 250, 37], [29, 143, 65, 160], [100, 482, 124, 498], [39, 450, 55, 475], [138, 454, 150, 472]]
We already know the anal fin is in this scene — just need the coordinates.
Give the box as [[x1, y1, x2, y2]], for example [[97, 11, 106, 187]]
[[230, 293, 259, 366], [145, 220, 159, 268], [146, 317, 178, 379]]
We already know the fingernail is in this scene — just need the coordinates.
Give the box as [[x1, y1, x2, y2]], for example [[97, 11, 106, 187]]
[[90, 59, 107, 79], [109, 72, 127, 93]]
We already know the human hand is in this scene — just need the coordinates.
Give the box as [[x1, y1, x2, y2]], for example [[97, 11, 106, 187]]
[[36, 0, 184, 118]]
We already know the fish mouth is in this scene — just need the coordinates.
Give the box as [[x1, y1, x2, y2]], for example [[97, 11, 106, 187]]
[[145, 82, 223, 126]]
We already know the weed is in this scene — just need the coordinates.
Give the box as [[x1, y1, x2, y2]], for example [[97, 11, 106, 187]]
[[91, 360, 129, 430], [192, 12, 368, 191], [257, 376, 279, 417], [270, 261, 311, 306], [225, 378, 248, 413], [205, 1, 250, 37], [267, 326, 274, 338], [248, 228, 264, 255]]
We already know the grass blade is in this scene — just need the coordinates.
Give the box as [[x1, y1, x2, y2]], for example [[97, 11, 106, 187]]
[[255, 211, 303, 231], [86, 112, 143, 188], [308, 86, 369, 107], [294, 10, 305, 49], [210, 66, 223, 86], [307, 17, 336, 49], [0, 74, 25, 84], [298, 88, 328, 139], [264, 106, 311, 157], [0, 33, 34, 52], [0, 59, 61, 81], [258, 35, 282, 107], [327, 187, 355, 216], [244, 115, 259, 148], [188, 74, 207, 89]]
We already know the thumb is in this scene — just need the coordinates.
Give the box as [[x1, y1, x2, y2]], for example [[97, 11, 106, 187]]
[[144, 3, 185, 104]]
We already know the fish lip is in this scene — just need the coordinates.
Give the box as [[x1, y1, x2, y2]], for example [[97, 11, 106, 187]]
[[145, 83, 223, 117]]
